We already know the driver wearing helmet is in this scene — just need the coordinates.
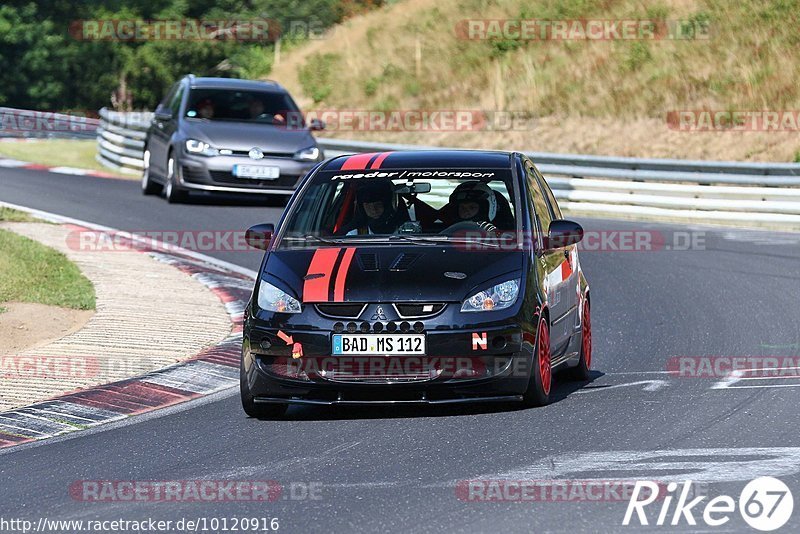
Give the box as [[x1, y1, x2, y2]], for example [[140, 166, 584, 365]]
[[344, 179, 407, 235], [450, 181, 498, 235]]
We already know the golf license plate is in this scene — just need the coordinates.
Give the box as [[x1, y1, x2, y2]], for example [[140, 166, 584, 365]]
[[232, 164, 280, 179], [332, 334, 426, 355]]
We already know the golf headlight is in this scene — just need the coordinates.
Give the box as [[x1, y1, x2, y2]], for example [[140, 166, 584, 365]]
[[185, 139, 219, 157], [293, 146, 320, 161], [258, 281, 301, 313], [461, 279, 520, 312]]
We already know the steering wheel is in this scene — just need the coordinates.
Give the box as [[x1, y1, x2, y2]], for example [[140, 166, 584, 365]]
[[439, 220, 492, 237]]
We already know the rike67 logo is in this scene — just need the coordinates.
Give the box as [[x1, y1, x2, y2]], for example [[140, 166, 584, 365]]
[[624, 477, 794, 531]]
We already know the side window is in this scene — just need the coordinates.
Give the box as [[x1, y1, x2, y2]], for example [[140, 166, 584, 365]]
[[169, 85, 185, 116], [534, 167, 562, 220], [526, 162, 552, 234]]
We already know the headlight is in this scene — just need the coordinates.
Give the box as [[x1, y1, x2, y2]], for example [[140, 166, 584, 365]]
[[185, 139, 219, 157], [257, 281, 301, 313], [293, 146, 320, 161], [461, 279, 520, 312]]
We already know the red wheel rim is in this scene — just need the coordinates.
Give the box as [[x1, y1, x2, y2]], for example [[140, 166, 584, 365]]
[[538, 319, 552, 395], [582, 301, 592, 369]]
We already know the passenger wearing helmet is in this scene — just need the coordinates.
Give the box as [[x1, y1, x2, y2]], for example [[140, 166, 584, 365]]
[[344, 179, 408, 235], [449, 181, 499, 234]]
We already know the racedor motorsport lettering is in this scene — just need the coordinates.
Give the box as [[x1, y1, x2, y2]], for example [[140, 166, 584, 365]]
[[331, 170, 497, 180]]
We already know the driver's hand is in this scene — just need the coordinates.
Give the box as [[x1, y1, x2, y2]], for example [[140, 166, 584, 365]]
[[476, 220, 497, 235]]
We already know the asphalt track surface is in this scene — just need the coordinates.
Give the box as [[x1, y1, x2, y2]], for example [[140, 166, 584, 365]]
[[2, 167, 800, 533]]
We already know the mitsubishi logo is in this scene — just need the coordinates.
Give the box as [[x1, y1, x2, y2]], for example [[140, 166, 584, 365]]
[[248, 147, 264, 160], [370, 306, 387, 321]]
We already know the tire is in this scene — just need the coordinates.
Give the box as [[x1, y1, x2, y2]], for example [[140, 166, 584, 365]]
[[522, 315, 552, 407], [141, 149, 161, 195], [163, 155, 187, 203], [566, 299, 592, 381], [240, 364, 288, 419]]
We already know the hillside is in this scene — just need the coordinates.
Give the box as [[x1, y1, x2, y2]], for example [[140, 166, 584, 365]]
[[270, 0, 800, 161]]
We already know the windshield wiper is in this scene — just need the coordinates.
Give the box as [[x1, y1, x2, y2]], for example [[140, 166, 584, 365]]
[[283, 235, 343, 245], [388, 234, 501, 248], [387, 235, 442, 246]]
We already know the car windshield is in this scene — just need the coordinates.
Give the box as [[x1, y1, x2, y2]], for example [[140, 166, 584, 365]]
[[185, 88, 299, 125], [279, 167, 519, 248]]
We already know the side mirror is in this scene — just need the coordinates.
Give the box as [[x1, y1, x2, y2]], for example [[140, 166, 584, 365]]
[[309, 118, 325, 131], [546, 219, 583, 250], [154, 107, 173, 121], [245, 223, 275, 250]]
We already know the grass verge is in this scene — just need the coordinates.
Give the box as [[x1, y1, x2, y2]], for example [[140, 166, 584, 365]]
[[0, 206, 37, 222], [0, 213, 95, 310], [0, 139, 131, 178]]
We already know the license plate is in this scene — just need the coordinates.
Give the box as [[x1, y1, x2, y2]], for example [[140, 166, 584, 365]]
[[232, 164, 280, 179], [332, 334, 426, 355]]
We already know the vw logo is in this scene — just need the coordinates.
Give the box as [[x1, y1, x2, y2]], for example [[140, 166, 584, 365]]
[[371, 306, 387, 321], [248, 147, 264, 160]]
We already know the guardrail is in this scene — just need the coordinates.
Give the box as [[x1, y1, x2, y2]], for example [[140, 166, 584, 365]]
[[95, 111, 800, 228], [96, 108, 153, 174], [0, 107, 99, 140], [318, 139, 800, 227]]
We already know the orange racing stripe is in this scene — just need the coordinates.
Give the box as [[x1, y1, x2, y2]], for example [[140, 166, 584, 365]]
[[303, 248, 341, 302]]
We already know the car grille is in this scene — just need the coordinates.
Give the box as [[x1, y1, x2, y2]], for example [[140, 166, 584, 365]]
[[315, 303, 366, 319], [228, 149, 294, 158], [209, 171, 300, 188], [317, 364, 442, 384], [393, 303, 446, 319]]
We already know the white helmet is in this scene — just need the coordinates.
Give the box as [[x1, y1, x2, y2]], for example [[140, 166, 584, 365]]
[[450, 181, 497, 222]]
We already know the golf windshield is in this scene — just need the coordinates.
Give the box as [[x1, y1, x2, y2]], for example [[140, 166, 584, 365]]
[[185, 88, 299, 125]]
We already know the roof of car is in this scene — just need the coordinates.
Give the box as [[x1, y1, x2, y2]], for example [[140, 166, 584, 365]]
[[324, 150, 515, 171], [187, 76, 285, 92]]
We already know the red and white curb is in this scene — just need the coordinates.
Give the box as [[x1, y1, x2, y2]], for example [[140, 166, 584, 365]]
[[0, 202, 257, 448], [0, 157, 123, 179]]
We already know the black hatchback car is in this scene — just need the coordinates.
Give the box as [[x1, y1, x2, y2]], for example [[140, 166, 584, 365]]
[[142, 75, 324, 203], [241, 150, 591, 417]]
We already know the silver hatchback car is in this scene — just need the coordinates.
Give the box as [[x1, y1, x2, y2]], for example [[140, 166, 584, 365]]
[[142, 75, 324, 203]]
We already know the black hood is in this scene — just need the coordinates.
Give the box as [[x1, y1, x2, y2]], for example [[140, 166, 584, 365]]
[[263, 245, 523, 303]]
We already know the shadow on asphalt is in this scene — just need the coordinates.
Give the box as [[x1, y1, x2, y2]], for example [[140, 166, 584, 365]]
[[173, 192, 289, 208], [262, 370, 606, 421]]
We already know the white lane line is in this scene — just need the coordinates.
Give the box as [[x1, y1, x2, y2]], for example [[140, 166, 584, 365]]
[[463, 447, 800, 484], [48, 166, 90, 176], [0, 158, 28, 167], [603, 371, 673, 375], [712, 366, 800, 389], [574, 380, 669, 393]]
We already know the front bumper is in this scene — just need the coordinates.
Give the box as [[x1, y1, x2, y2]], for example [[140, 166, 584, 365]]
[[178, 153, 318, 194], [242, 320, 535, 404]]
